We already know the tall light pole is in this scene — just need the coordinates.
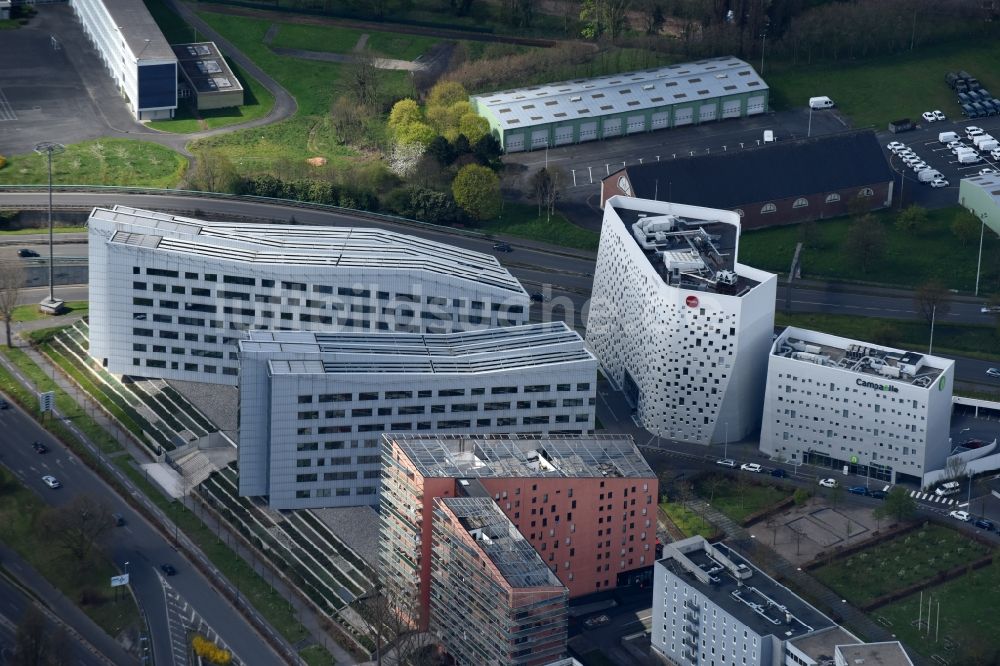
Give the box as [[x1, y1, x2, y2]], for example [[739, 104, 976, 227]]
[[807, 104, 813, 138], [928, 304, 936, 355], [34, 142, 65, 314], [975, 213, 986, 296], [760, 31, 767, 75]]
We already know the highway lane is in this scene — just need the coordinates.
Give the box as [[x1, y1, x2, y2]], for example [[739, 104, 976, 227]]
[[0, 399, 285, 666]]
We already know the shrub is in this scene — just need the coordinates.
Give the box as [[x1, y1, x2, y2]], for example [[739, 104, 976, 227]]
[[192, 634, 232, 665]]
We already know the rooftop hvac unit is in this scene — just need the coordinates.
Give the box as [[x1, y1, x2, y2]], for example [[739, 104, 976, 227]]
[[716, 270, 737, 286]]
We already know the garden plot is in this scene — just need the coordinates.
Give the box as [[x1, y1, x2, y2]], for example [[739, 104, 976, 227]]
[[809, 508, 869, 541]]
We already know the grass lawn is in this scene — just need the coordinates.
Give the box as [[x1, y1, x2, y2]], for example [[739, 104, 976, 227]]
[[12, 301, 88, 323], [0, 226, 87, 235], [774, 311, 1000, 362], [766, 37, 1000, 128], [739, 206, 1000, 293], [270, 23, 440, 61], [0, 139, 186, 188], [299, 643, 337, 666], [812, 523, 991, 607], [692, 474, 792, 524], [476, 203, 600, 251], [876, 559, 1000, 661], [660, 502, 719, 539], [0, 467, 141, 638]]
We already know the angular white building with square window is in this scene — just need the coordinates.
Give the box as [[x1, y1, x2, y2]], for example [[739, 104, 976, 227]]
[[88, 206, 529, 385], [238, 323, 597, 509], [586, 196, 776, 445], [760, 327, 954, 485]]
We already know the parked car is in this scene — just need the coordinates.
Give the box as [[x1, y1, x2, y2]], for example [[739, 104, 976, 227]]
[[991, 148, 1000, 161], [740, 463, 763, 473], [981, 306, 1000, 313], [770, 468, 788, 478], [32, 441, 47, 454], [886, 141, 906, 152], [966, 126, 985, 138], [981, 168, 998, 176], [930, 179, 949, 188], [583, 614, 611, 629], [921, 111, 937, 123], [17, 249, 38, 258], [847, 486, 869, 496], [986, 367, 1000, 378], [974, 518, 995, 531], [0, 398, 8, 409], [112, 513, 126, 527], [948, 510, 971, 522], [933, 110, 946, 121], [715, 458, 736, 468], [160, 563, 178, 576], [869, 490, 888, 500], [818, 478, 838, 489], [41, 475, 60, 489], [492, 242, 512, 253]]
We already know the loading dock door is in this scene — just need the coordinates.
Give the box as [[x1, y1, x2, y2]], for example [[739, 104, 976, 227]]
[[650, 111, 669, 130], [626, 115, 646, 134], [554, 125, 574, 146], [673, 107, 694, 126], [602, 118, 622, 137], [505, 133, 525, 152], [699, 103, 718, 122], [579, 121, 598, 142], [722, 99, 742, 118], [746, 96, 767, 115], [531, 129, 550, 149]]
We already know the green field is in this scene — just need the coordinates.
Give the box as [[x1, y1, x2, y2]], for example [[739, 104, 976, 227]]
[[476, 203, 600, 251], [0, 226, 87, 235], [270, 23, 440, 61], [692, 474, 792, 524], [0, 139, 186, 188], [877, 559, 1000, 662], [812, 524, 990, 607], [739, 207, 1000, 293], [659, 502, 719, 540], [767, 38, 1000, 128], [12, 301, 88, 322]]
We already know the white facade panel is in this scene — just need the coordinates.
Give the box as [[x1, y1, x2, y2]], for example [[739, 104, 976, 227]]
[[602, 118, 622, 137], [553, 125, 574, 145], [586, 196, 776, 445], [759, 327, 955, 483], [650, 111, 669, 129], [673, 107, 694, 126], [531, 129, 550, 148], [746, 95, 767, 115], [721, 99, 742, 118], [698, 103, 717, 122], [505, 133, 525, 152], [579, 121, 598, 142], [626, 114, 646, 134]]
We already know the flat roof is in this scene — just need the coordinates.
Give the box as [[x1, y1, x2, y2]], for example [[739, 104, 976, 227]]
[[788, 626, 860, 662], [99, 0, 175, 61], [439, 497, 564, 590], [773, 326, 951, 390], [242, 322, 594, 375], [658, 537, 833, 640], [836, 642, 914, 666], [387, 433, 655, 480], [91, 206, 525, 294], [961, 171, 1000, 204], [172, 42, 244, 95], [471, 57, 766, 130], [606, 196, 769, 297]]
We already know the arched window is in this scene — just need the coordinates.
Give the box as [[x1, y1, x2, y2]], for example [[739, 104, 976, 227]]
[[734, 209, 745, 217], [825, 193, 841, 203], [859, 187, 874, 197], [793, 197, 809, 208], [761, 203, 776, 214]]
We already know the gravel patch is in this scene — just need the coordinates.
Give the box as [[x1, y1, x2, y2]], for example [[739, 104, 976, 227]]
[[310, 506, 380, 565], [167, 378, 239, 435]]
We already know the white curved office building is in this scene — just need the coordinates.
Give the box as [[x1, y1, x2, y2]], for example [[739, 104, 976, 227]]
[[586, 196, 776, 445], [88, 206, 530, 386]]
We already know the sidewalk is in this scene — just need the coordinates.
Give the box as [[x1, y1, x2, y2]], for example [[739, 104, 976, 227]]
[[0, 544, 135, 665], [1, 331, 356, 665]]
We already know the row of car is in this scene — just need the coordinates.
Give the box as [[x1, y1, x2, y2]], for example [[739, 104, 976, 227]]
[[885, 141, 949, 187], [948, 510, 996, 531], [715, 458, 788, 477]]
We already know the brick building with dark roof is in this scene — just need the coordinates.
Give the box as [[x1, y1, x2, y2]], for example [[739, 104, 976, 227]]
[[600, 131, 895, 229]]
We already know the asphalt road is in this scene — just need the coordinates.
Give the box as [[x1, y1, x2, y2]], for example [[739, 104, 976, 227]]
[[0, 399, 285, 666]]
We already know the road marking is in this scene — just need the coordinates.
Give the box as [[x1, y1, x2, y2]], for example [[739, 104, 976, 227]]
[[0, 88, 16, 122]]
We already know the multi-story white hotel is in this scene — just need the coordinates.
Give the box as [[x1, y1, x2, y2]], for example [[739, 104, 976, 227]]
[[88, 206, 530, 386], [69, 0, 177, 120], [652, 537, 915, 666], [760, 327, 954, 485], [586, 196, 776, 445], [238, 323, 597, 509]]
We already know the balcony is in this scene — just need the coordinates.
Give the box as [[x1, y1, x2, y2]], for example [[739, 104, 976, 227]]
[[684, 612, 699, 625], [684, 599, 699, 611], [684, 649, 698, 663], [683, 624, 698, 637]]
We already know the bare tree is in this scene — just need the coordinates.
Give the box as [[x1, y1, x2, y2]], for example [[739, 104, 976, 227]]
[[0, 260, 25, 347], [914, 279, 951, 326], [40, 494, 112, 564], [11, 605, 71, 666], [330, 95, 366, 146], [788, 522, 806, 556], [188, 150, 239, 194], [844, 215, 887, 274], [343, 49, 384, 111], [354, 575, 425, 665], [945, 455, 968, 481]]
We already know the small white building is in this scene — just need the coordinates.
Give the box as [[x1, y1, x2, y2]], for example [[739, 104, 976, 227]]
[[238, 323, 597, 509], [586, 196, 776, 445], [761, 327, 954, 485], [87, 206, 530, 386], [69, 0, 177, 120]]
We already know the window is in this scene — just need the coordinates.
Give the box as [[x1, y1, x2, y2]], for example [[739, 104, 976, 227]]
[[859, 187, 874, 197], [761, 203, 777, 214], [793, 197, 809, 208], [825, 193, 841, 203]]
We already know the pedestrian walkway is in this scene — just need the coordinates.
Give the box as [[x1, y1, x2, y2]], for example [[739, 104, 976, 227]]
[[1, 333, 358, 665], [910, 490, 957, 506]]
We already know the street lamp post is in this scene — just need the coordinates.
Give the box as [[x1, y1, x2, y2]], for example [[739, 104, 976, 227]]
[[975, 214, 986, 296], [33, 142, 66, 315]]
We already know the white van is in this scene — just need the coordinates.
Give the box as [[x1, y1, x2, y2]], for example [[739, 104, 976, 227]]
[[935, 481, 961, 496], [763, 130, 775, 143], [938, 131, 960, 144], [917, 169, 944, 183], [809, 96, 835, 109], [958, 151, 982, 164]]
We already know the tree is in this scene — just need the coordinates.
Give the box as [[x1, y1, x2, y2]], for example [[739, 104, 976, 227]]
[[792, 487, 810, 506], [950, 211, 981, 246], [788, 522, 806, 556], [40, 494, 112, 563], [189, 150, 239, 194], [895, 204, 928, 232], [638, 0, 665, 34], [472, 134, 502, 167], [580, 0, 631, 41], [844, 214, 886, 273], [914, 279, 950, 326], [330, 95, 365, 146], [11, 606, 69, 666], [502, 0, 534, 27], [945, 455, 967, 481], [531, 167, 554, 218], [426, 81, 468, 110], [426, 136, 454, 166], [388, 99, 423, 131], [798, 219, 819, 248], [452, 164, 501, 221], [458, 112, 489, 144], [881, 486, 916, 523], [0, 260, 24, 348], [344, 49, 383, 110], [394, 121, 436, 147], [387, 141, 425, 178], [870, 322, 900, 346]]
